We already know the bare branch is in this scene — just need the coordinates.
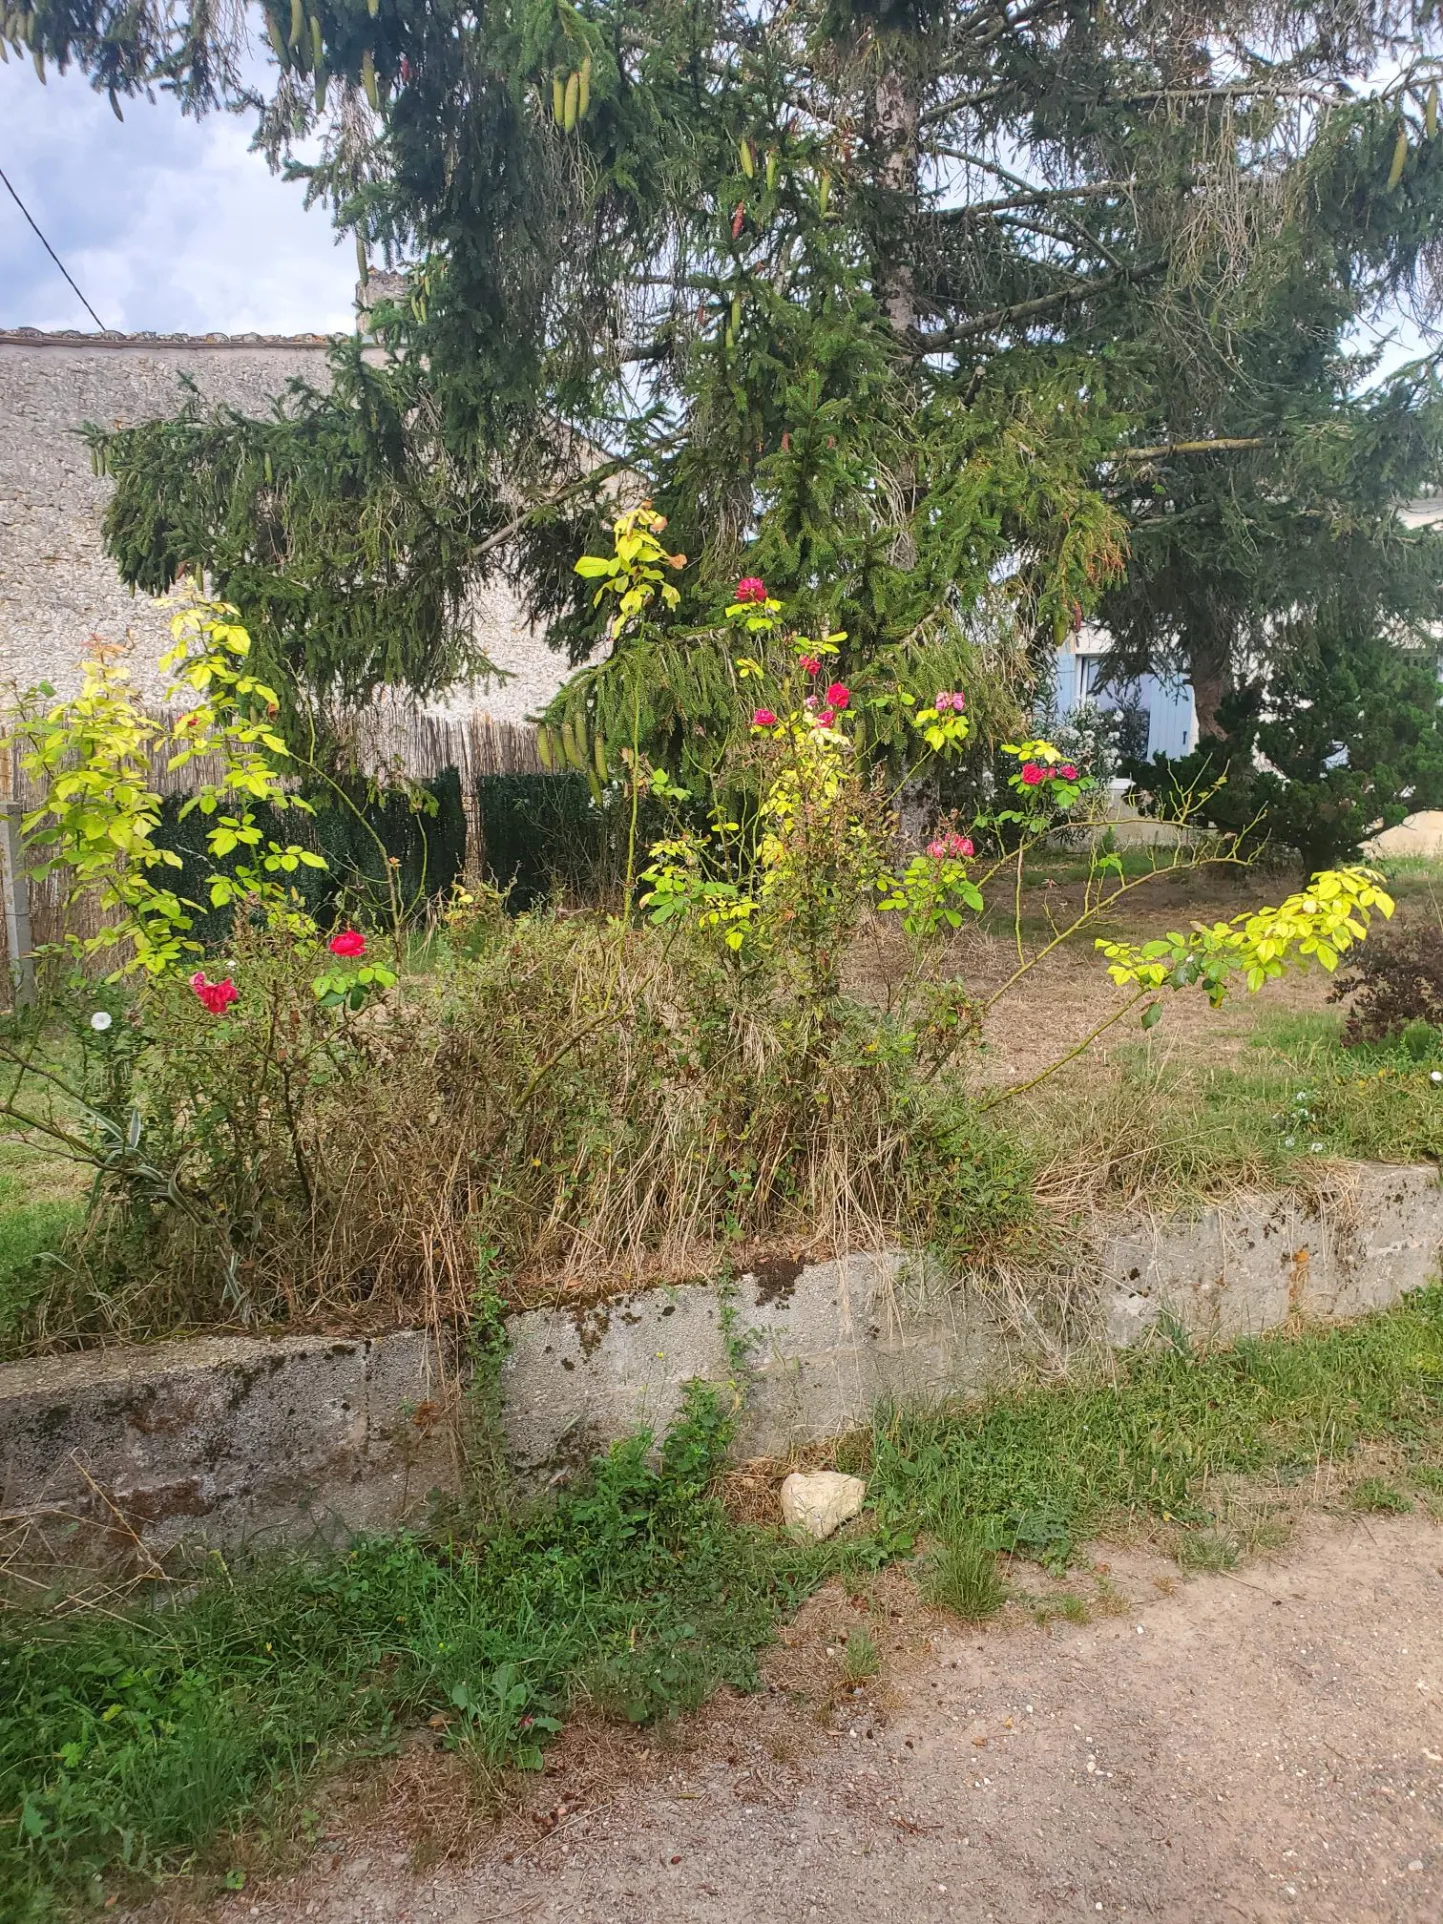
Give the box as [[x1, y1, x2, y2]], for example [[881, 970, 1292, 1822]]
[[1112, 437, 1268, 460], [909, 262, 1161, 353]]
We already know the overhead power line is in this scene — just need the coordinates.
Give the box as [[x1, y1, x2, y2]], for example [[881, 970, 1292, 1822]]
[[0, 162, 109, 332]]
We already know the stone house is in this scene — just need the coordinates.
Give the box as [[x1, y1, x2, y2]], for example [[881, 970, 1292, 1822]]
[[0, 324, 572, 739]]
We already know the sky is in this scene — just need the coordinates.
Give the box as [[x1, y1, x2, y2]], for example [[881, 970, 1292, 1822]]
[[0, 40, 1431, 370], [0, 51, 355, 336]]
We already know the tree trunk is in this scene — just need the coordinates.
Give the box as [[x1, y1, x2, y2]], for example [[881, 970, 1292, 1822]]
[[1188, 643, 1231, 743], [867, 54, 920, 563], [868, 63, 919, 339]]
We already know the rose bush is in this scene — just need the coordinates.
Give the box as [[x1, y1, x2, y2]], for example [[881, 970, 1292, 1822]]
[[0, 515, 1398, 1347]]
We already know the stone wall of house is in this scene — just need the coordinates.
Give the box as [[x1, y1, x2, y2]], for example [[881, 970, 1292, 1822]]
[[0, 328, 568, 724]]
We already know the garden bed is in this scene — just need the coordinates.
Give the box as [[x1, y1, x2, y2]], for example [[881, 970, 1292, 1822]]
[[0, 820, 1435, 1365]]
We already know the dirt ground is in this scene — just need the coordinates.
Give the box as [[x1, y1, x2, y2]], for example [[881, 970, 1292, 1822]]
[[200, 1512, 1443, 1924], [844, 853, 1443, 1093]]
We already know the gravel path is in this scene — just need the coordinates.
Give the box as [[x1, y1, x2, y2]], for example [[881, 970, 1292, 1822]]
[[207, 1512, 1443, 1924]]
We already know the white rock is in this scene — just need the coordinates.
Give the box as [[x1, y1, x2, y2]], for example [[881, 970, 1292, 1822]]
[[779, 1470, 867, 1540]]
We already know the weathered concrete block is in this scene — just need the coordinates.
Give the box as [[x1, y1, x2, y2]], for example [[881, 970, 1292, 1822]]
[[0, 1329, 452, 1577], [1099, 1162, 1443, 1347], [500, 1251, 1005, 1476]]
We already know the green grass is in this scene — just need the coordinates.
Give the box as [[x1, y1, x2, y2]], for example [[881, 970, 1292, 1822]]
[[834, 1625, 880, 1686], [918, 1530, 1007, 1621], [0, 1159, 85, 1363], [1350, 1477, 1413, 1514], [1233, 1008, 1443, 1168], [6, 1292, 1443, 1917], [0, 1383, 829, 1918], [1025, 1007, 1443, 1220], [867, 1284, 1443, 1568]]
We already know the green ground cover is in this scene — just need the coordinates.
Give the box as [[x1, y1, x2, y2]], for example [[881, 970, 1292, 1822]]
[[4, 1289, 1443, 1917]]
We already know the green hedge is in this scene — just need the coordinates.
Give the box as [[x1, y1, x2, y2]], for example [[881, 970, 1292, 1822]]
[[475, 772, 604, 909], [151, 770, 617, 933], [152, 771, 468, 939]]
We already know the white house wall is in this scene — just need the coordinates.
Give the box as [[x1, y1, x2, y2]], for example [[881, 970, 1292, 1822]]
[[1053, 639, 1198, 762]]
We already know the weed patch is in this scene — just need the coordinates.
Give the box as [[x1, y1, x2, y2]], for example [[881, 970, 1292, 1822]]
[[1350, 1477, 1413, 1515], [0, 1385, 825, 1918], [919, 1530, 1007, 1622], [870, 1285, 1443, 1568]]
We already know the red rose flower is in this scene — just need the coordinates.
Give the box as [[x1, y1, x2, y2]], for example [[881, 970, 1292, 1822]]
[[825, 682, 851, 710], [329, 929, 367, 958], [1020, 762, 1045, 786], [751, 708, 777, 728], [815, 708, 836, 729], [190, 971, 238, 1015], [734, 576, 767, 604], [1058, 763, 1079, 781], [798, 653, 821, 675]]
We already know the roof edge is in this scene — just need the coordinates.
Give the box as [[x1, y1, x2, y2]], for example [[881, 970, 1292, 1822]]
[[0, 327, 342, 349]]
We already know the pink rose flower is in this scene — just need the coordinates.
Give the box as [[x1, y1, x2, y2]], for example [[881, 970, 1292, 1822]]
[[329, 929, 366, 958], [190, 971, 238, 1015], [799, 653, 821, 675], [928, 832, 976, 860], [734, 576, 767, 604], [815, 708, 836, 729], [825, 682, 851, 710], [752, 708, 777, 728], [1020, 762, 1045, 786], [1058, 763, 1079, 781]]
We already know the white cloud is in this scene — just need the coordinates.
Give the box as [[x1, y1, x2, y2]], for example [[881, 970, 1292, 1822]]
[[0, 54, 355, 335]]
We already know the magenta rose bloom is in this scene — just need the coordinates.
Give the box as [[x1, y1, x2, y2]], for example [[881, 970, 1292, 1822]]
[[190, 971, 239, 1015]]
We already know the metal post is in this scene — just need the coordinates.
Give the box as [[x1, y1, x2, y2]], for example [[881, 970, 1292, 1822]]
[[0, 796, 35, 1007]]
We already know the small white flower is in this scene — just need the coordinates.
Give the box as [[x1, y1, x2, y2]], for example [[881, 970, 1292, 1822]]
[[89, 1010, 113, 1032], [1284, 1135, 1296, 1147], [1431, 1071, 1442, 1085], [1311, 1142, 1324, 1154]]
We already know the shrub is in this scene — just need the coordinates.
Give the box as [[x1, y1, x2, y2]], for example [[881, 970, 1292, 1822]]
[[1125, 621, 1443, 874], [17, 910, 1043, 1340], [0, 513, 1403, 1346], [1329, 924, 1443, 1045]]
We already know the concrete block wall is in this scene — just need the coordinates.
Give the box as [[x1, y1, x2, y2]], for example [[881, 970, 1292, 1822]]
[[2, 1161, 1440, 1576]]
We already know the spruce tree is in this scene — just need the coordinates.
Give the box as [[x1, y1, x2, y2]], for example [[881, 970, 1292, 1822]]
[[12, 3, 1443, 769]]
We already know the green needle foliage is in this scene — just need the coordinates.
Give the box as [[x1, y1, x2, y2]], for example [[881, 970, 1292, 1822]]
[[18, 2, 1442, 766]]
